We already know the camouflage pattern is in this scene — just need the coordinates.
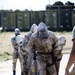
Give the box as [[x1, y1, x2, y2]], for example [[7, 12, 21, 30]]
[[55, 36, 66, 74], [11, 35, 22, 75], [22, 24, 38, 48], [11, 28, 23, 75], [15, 35, 26, 75], [20, 24, 38, 75], [28, 22, 60, 75]]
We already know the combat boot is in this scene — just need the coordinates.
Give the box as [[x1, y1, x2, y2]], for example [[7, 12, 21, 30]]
[[13, 70, 16, 75], [21, 71, 23, 75]]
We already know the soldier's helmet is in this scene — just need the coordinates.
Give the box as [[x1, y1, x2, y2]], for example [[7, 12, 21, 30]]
[[15, 28, 20, 36], [58, 36, 66, 46], [30, 24, 38, 33], [16, 35, 23, 47], [37, 22, 48, 39]]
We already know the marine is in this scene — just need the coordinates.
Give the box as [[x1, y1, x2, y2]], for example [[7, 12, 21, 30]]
[[28, 22, 60, 75], [11, 28, 22, 75], [19, 24, 38, 75]]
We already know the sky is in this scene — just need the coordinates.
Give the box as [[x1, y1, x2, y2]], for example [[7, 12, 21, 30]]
[[0, 0, 75, 11]]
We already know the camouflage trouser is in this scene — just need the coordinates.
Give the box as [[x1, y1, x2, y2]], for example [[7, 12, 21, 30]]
[[29, 57, 57, 75], [47, 64, 57, 75], [22, 55, 28, 75], [19, 50, 28, 75], [55, 53, 63, 74], [12, 49, 22, 72]]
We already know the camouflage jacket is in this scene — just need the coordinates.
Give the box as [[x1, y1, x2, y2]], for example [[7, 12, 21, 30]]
[[28, 31, 60, 63], [11, 35, 18, 50]]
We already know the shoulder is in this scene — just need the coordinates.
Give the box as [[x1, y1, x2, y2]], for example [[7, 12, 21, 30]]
[[48, 30, 56, 38], [30, 33, 36, 38], [11, 35, 16, 43], [29, 33, 36, 41], [28, 33, 36, 44], [48, 30, 54, 34], [48, 30, 58, 42], [25, 32, 32, 38], [11, 35, 15, 39]]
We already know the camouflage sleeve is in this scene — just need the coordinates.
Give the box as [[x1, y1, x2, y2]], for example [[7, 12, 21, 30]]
[[11, 37, 15, 46], [72, 26, 75, 41], [28, 35, 35, 52], [27, 35, 35, 65], [22, 35, 29, 48], [52, 35, 59, 57], [11, 37, 18, 49]]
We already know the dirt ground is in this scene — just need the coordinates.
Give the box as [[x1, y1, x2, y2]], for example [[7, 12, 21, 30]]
[[0, 31, 73, 75], [0, 32, 25, 54], [0, 31, 72, 54], [0, 54, 74, 75]]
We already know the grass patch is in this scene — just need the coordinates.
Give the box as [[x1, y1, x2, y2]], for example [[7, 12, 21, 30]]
[[0, 52, 12, 62], [0, 31, 72, 62], [62, 50, 71, 54]]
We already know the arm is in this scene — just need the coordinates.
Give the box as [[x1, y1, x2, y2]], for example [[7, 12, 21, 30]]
[[27, 35, 35, 67], [22, 35, 29, 48], [53, 35, 59, 57], [65, 39, 75, 74], [11, 37, 18, 50], [28, 35, 35, 52]]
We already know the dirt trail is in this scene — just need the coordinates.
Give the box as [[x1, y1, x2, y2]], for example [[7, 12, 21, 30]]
[[0, 60, 21, 75], [0, 54, 73, 75]]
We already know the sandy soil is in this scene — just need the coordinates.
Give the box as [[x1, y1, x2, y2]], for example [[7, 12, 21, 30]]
[[0, 32, 72, 54], [0, 32, 73, 75], [0, 54, 74, 75]]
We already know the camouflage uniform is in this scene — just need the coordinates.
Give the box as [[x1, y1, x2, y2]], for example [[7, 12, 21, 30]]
[[15, 35, 24, 75], [20, 24, 38, 75], [28, 22, 60, 75], [11, 28, 22, 75], [55, 36, 66, 74]]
